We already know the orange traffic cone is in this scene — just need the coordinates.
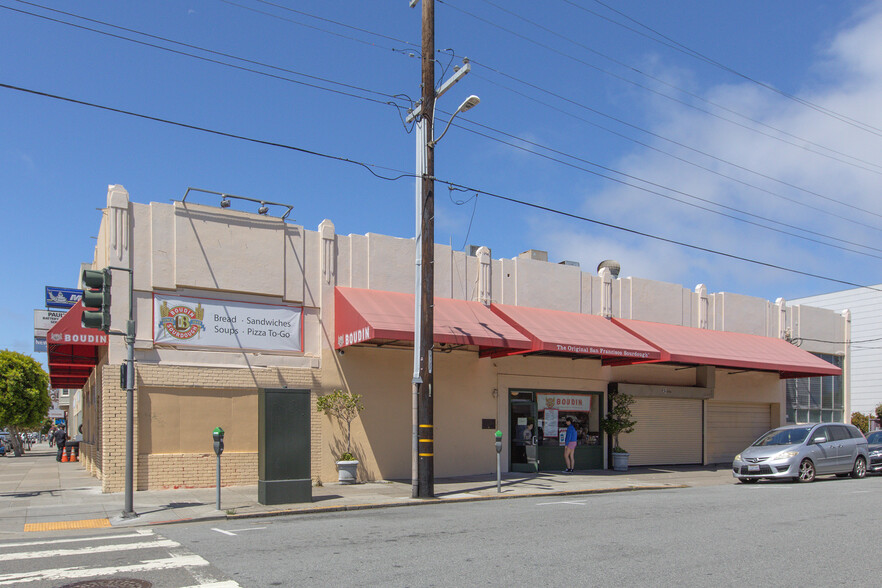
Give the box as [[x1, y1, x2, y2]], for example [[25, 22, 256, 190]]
[[71, 453, 78, 462], [61, 453, 68, 462]]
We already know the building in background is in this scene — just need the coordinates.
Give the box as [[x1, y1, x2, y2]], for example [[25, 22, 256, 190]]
[[791, 286, 881, 427], [53, 185, 846, 492]]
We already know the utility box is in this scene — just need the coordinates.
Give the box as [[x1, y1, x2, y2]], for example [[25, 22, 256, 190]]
[[258, 388, 312, 505]]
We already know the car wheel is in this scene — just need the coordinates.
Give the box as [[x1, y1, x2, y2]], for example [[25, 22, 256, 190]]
[[851, 456, 867, 479], [739, 478, 758, 484], [797, 459, 815, 483]]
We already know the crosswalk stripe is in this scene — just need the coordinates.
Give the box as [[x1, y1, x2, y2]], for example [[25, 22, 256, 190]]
[[180, 582, 241, 588], [0, 554, 210, 585], [0, 538, 180, 562], [0, 529, 153, 549]]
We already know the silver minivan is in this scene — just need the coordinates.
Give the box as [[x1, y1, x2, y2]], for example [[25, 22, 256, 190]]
[[733, 423, 869, 483]]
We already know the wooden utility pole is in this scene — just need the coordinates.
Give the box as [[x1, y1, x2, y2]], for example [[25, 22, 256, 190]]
[[417, 0, 435, 498]]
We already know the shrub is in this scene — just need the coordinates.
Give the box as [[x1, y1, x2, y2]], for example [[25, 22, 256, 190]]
[[851, 412, 869, 434], [316, 389, 364, 461], [600, 391, 636, 453]]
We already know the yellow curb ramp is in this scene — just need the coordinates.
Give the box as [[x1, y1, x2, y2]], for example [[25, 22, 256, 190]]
[[25, 518, 112, 532]]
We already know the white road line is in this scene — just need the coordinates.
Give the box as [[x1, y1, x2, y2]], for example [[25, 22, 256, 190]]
[[0, 554, 209, 585], [0, 529, 153, 549], [179, 582, 241, 588], [536, 500, 588, 506], [210, 526, 266, 536], [0, 538, 180, 562]]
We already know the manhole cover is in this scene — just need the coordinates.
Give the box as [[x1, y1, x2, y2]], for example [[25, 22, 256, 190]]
[[59, 579, 152, 588]]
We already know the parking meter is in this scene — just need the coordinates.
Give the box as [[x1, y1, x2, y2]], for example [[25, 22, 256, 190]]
[[213, 426, 225, 456], [213, 427, 224, 510], [495, 430, 503, 493]]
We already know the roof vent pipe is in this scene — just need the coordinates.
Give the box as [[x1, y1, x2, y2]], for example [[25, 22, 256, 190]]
[[597, 259, 621, 279]]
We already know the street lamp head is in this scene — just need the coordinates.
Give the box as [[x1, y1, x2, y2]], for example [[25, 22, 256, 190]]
[[458, 95, 480, 113]]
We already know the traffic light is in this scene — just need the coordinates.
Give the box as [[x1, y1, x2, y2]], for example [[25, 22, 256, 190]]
[[81, 268, 112, 332]]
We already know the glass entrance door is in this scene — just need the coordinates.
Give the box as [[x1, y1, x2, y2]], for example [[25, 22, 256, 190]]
[[510, 399, 539, 472]]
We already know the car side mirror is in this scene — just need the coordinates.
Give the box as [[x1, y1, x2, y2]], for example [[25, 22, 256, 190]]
[[812, 436, 826, 444]]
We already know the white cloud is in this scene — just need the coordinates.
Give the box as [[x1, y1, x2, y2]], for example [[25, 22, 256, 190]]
[[541, 2, 882, 299]]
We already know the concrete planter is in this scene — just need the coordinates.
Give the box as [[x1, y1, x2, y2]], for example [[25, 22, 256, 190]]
[[612, 451, 630, 472], [336, 460, 359, 484]]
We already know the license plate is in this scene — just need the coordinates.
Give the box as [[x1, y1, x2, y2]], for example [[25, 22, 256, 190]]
[[747, 465, 760, 472]]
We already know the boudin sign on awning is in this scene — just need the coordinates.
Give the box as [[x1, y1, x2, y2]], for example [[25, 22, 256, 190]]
[[153, 294, 302, 352]]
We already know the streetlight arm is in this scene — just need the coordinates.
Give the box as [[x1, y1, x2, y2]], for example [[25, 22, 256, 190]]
[[428, 95, 480, 147]]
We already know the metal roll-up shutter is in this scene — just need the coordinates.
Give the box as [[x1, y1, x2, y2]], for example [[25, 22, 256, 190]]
[[706, 402, 771, 464], [619, 398, 702, 466]]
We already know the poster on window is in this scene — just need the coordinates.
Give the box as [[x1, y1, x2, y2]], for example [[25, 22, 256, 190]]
[[153, 294, 302, 352], [543, 408, 558, 437]]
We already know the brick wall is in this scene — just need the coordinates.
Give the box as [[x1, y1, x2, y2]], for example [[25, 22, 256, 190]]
[[137, 452, 258, 490], [95, 362, 322, 491]]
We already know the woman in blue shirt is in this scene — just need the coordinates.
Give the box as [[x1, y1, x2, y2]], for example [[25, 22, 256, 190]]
[[563, 417, 577, 472]]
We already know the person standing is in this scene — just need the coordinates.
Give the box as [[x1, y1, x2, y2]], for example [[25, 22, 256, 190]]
[[54, 425, 67, 462], [563, 417, 577, 473]]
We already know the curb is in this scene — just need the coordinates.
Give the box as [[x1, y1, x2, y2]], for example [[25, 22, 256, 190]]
[[221, 483, 688, 522]]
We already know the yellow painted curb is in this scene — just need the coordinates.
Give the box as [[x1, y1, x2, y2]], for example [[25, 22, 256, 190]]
[[24, 518, 112, 532]]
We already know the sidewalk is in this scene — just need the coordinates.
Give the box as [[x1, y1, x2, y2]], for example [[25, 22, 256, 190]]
[[0, 442, 735, 533]]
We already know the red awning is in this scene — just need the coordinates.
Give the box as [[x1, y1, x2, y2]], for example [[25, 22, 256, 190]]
[[334, 287, 531, 352], [489, 304, 661, 362], [611, 318, 842, 378], [46, 302, 108, 389]]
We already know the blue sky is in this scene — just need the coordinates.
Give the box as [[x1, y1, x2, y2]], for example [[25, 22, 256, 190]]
[[2, 0, 881, 369]]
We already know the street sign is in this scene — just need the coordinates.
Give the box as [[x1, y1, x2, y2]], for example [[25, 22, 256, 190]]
[[45, 287, 83, 309], [34, 337, 46, 353]]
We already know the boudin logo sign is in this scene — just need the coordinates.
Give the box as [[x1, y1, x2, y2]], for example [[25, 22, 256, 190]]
[[158, 301, 205, 340], [337, 326, 372, 348], [537, 393, 592, 412], [153, 294, 302, 352]]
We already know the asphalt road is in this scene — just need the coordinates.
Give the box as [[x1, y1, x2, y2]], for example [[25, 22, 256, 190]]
[[4, 474, 879, 587], [160, 474, 881, 587]]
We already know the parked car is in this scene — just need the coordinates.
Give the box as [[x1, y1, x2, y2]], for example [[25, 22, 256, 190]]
[[866, 430, 882, 473], [733, 423, 869, 483]]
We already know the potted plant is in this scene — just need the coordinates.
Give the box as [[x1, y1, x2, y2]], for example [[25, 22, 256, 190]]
[[600, 390, 636, 472], [316, 389, 364, 484]]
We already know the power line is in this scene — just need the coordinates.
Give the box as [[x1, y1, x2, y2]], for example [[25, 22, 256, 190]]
[[435, 174, 882, 293], [576, 0, 882, 138], [2, 79, 879, 292], [476, 0, 882, 175], [439, 0, 882, 178], [472, 70, 882, 234], [89, 0, 881, 231], [0, 82, 411, 182], [471, 63, 882, 227], [53, 0, 874, 233], [2, 1, 410, 108], [11, 0, 882, 252], [443, 112, 882, 258]]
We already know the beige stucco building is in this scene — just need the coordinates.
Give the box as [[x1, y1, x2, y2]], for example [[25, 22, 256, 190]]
[[50, 185, 848, 492]]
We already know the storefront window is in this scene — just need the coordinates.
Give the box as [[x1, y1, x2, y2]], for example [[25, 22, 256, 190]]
[[786, 354, 843, 423], [536, 392, 599, 447], [509, 389, 603, 472]]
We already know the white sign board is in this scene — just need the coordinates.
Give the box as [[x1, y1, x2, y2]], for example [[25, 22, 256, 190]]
[[48, 409, 65, 418], [34, 308, 67, 336], [153, 295, 302, 352]]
